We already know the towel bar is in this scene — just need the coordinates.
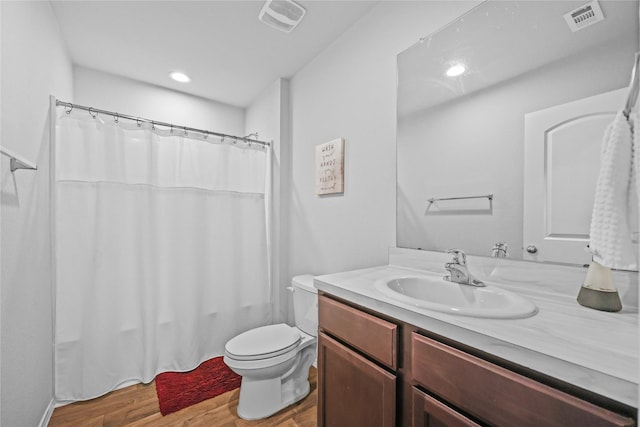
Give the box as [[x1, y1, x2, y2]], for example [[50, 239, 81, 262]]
[[0, 146, 37, 172], [427, 194, 493, 204]]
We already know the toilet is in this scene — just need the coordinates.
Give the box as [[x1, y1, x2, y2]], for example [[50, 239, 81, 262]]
[[223, 274, 318, 420]]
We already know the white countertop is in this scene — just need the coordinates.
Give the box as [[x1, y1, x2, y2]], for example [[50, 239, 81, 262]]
[[314, 248, 639, 409]]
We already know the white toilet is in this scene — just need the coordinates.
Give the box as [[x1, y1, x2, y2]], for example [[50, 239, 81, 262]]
[[223, 274, 318, 420]]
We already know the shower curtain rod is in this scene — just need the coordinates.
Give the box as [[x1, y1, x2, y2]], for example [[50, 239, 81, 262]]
[[55, 99, 271, 147]]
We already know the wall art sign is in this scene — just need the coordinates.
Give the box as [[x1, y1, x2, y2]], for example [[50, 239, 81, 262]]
[[316, 138, 345, 195]]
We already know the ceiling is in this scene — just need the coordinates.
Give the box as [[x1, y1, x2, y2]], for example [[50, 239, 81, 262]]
[[51, 1, 378, 108], [397, 0, 639, 117]]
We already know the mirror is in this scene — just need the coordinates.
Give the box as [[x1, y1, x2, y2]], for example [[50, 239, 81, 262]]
[[397, 0, 639, 263]]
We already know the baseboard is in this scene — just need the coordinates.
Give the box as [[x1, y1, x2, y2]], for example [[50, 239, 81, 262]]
[[38, 399, 56, 427]]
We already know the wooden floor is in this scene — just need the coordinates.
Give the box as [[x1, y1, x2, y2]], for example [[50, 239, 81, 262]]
[[49, 368, 317, 427]]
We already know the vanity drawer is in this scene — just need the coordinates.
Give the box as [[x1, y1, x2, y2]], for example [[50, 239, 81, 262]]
[[319, 294, 397, 370], [412, 333, 634, 427]]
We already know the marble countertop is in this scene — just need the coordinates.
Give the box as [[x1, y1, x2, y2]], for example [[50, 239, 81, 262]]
[[314, 249, 639, 409]]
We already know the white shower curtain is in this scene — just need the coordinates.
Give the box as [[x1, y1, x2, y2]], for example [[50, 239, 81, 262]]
[[54, 109, 271, 401]]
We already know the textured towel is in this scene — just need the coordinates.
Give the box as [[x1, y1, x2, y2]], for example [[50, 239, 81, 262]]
[[589, 110, 637, 270]]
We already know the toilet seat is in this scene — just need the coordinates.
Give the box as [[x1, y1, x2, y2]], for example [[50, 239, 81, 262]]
[[225, 323, 301, 361], [224, 327, 316, 371]]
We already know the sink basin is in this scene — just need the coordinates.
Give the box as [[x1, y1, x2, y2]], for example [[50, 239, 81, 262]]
[[374, 275, 537, 319]]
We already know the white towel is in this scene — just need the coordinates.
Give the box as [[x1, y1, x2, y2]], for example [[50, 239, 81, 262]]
[[589, 110, 637, 270]]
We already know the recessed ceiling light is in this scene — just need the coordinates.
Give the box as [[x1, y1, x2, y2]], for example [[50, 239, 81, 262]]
[[445, 64, 466, 77], [169, 71, 190, 83]]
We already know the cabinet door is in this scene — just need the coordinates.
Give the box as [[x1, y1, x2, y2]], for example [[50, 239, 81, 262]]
[[318, 332, 396, 427], [412, 387, 480, 427]]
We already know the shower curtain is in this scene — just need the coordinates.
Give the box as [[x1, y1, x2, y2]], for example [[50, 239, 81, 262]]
[[53, 108, 271, 401]]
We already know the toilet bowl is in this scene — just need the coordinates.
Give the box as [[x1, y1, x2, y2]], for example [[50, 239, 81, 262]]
[[223, 275, 317, 420]]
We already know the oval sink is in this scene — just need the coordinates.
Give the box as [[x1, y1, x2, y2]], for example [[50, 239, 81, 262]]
[[374, 275, 537, 319]]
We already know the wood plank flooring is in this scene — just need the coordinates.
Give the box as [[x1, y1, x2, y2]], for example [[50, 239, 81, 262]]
[[49, 368, 317, 427]]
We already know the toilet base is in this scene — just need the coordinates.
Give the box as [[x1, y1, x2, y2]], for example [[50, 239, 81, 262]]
[[237, 378, 310, 420], [235, 344, 316, 420]]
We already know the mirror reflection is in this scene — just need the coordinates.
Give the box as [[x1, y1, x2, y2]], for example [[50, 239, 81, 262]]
[[396, 0, 639, 264]]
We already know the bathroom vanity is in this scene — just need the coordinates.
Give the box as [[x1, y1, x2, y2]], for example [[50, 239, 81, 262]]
[[315, 249, 638, 427], [352, 1, 640, 424]]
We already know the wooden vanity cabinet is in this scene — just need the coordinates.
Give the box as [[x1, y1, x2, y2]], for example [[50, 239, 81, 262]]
[[318, 294, 398, 427], [317, 292, 636, 427], [412, 333, 635, 427], [318, 332, 396, 427]]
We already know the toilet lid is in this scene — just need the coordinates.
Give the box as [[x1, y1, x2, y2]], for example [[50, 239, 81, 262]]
[[225, 323, 301, 361]]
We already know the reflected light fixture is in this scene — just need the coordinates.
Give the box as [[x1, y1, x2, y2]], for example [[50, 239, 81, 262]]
[[169, 71, 191, 83], [445, 63, 466, 77]]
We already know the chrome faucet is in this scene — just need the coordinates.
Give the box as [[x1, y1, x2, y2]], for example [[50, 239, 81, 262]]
[[492, 242, 508, 258], [444, 249, 485, 287]]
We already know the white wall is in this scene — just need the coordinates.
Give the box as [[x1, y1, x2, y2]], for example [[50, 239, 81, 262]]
[[288, 1, 479, 278], [245, 78, 292, 323], [0, 1, 73, 426], [73, 67, 245, 135]]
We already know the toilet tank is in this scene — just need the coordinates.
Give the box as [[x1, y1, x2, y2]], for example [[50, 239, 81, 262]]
[[291, 275, 318, 337]]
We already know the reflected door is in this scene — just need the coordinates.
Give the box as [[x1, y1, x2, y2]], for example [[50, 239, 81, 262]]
[[523, 88, 633, 264]]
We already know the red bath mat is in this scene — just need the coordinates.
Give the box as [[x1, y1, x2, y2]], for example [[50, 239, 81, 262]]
[[155, 356, 241, 416]]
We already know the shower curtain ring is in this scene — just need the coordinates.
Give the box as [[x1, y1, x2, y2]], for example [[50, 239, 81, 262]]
[[204, 131, 209, 139], [170, 125, 174, 134], [184, 127, 188, 136], [137, 119, 142, 127], [65, 104, 73, 115], [221, 136, 225, 143], [114, 113, 119, 123], [88, 108, 97, 119]]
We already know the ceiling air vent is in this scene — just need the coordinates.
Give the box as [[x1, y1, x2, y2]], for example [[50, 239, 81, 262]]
[[563, 0, 604, 32], [259, 0, 306, 33]]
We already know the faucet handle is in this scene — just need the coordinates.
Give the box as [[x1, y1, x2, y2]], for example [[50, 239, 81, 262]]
[[492, 242, 508, 258], [446, 248, 467, 265]]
